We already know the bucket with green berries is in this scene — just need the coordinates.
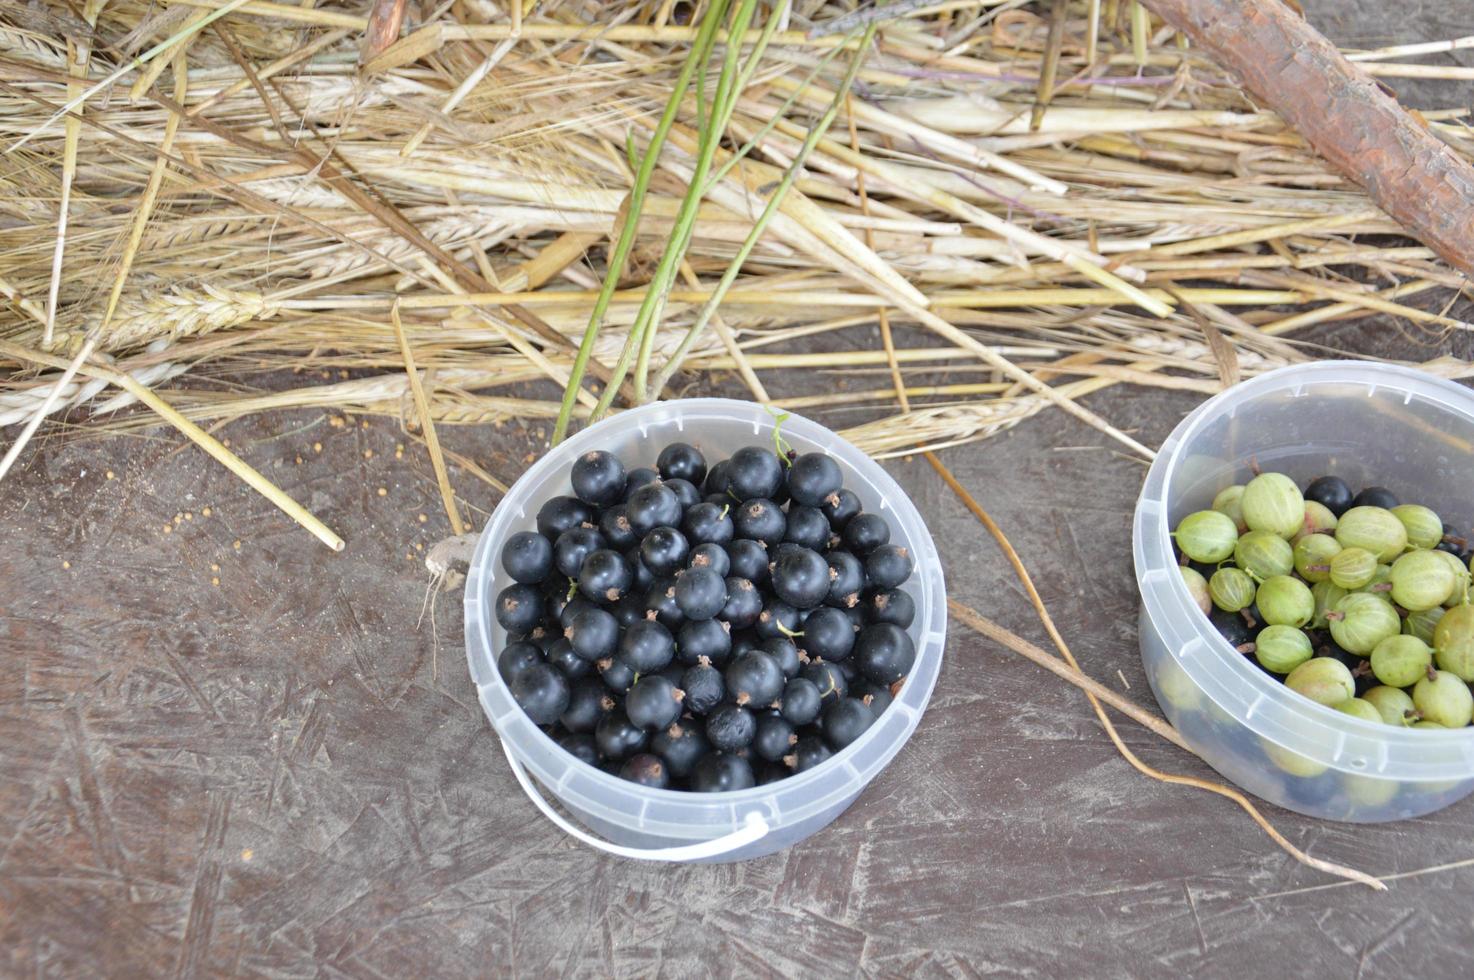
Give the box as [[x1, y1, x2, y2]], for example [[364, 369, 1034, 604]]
[[1134, 362, 1474, 821]]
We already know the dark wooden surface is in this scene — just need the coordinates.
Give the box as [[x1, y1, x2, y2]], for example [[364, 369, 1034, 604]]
[[7, 5, 1474, 977]]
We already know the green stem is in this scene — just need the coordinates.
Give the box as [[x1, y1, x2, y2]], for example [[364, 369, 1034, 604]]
[[550, 0, 729, 445], [649, 24, 878, 401]]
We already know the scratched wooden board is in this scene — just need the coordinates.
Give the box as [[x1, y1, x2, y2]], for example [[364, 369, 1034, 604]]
[[7, 8, 1474, 978]]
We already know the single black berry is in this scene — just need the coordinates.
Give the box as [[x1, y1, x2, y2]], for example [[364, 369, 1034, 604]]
[[785, 452, 843, 508], [864, 588, 916, 629], [675, 567, 728, 620], [865, 544, 914, 590], [680, 660, 726, 714], [706, 704, 757, 752], [664, 478, 701, 510], [598, 655, 636, 693], [657, 442, 707, 485], [726, 539, 770, 584], [690, 752, 755, 792], [495, 584, 545, 634], [779, 677, 822, 725], [577, 549, 632, 603], [703, 459, 731, 496], [801, 606, 856, 662], [851, 677, 893, 718], [571, 450, 626, 506], [536, 495, 594, 539], [644, 579, 685, 629], [619, 619, 675, 672], [595, 710, 649, 761], [842, 513, 890, 554], [853, 623, 916, 684], [753, 713, 798, 762], [755, 599, 801, 639], [718, 576, 763, 628], [640, 525, 690, 575], [725, 650, 785, 707], [801, 660, 848, 704], [651, 722, 710, 779], [561, 677, 613, 733], [726, 446, 784, 501], [554, 526, 606, 578], [825, 550, 865, 608], [822, 697, 874, 750], [497, 640, 542, 684], [623, 467, 661, 499], [677, 618, 733, 667], [557, 732, 600, 766], [1303, 475, 1353, 516], [619, 754, 670, 788], [785, 736, 832, 773], [784, 506, 831, 551], [1352, 485, 1400, 510], [626, 483, 682, 535], [682, 502, 734, 545], [501, 530, 553, 584], [821, 488, 862, 530], [547, 638, 592, 680], [626, 675, 685, 730], [599, 505, 639, 550], [511, 663, 570, 725], [734, 498, 786, 544], [688, 542, 731, 577], [760, 636, 802, 679], [567, 607, 619, 661], [771, 547, 831, 609]]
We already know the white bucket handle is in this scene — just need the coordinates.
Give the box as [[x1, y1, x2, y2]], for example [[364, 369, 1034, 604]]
[[499, 739, 770, 861]]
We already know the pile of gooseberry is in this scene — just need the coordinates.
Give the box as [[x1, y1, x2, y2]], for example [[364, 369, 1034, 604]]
[[493, 440, 917, 792], [1174, 473, 1474, 730]]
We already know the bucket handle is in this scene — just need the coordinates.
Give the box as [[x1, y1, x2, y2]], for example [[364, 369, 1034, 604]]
[[499, 739, 770, 861]]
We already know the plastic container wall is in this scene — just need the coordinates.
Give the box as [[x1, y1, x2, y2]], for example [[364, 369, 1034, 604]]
[[1134, 362, 1474, 821], [465, 399, 946, 859]]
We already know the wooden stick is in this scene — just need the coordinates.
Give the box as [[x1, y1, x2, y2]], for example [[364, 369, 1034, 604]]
[[1138, 0, 1474, 278], [391, 301, 465, 536]]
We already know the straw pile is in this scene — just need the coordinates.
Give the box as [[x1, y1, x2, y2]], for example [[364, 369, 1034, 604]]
[[2, 0, 1472, 466]]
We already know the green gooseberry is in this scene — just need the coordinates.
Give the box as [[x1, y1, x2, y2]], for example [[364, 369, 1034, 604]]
[[1413, 669, 1474, 728], [1241, 472, 1305, 539], [1326, 592, 1401, 655], [1208, 566, 1256, 613], [1179, 566, 1211, 615], [1173, 510, 1238, 564], [1285, 657, 1357, 706], [1153, 657, 1204, 713], [1430, 549, 1471, 607], [1432, 604, 1474, 682], [1253, 624, 1313, 674], [1328, 547, 1378, 590], [1362, 685, 1417, 727], [1344, 773, 1399, 807], [1256, 575, 1314, 627], [1334, 698, 1384, 724], [1412, 720, 1447, 729], [1357, 563, 1394, 596], [1404, 605, 1446, 645], [1234, 530, 1294, 581], [1302, 500, 1338, 536], [1261, 739, 1328, 778], [1211, 485, 1247, 533], [1292, 533, 1341, 583], [1335, 506, 1409, 562], [1369, 634, 1433, 688], [1311, 580, 1348, 630], [1390, 549, 1456, 612], [1391, 504, 1444, 551]]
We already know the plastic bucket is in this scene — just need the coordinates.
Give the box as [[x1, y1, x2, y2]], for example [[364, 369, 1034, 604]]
[[1133, 362, 1474, 821], [465, 399, 947, 860]]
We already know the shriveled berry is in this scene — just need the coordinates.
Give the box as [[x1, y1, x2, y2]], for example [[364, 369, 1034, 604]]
[[706, 704, 757, 752]]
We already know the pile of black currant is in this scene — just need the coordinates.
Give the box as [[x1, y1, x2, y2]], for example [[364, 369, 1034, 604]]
[[1174, 471, 1474, 731], [493, 440, 918, 792]]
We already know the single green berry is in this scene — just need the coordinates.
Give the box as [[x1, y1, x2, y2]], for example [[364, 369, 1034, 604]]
[[1311, 580, 1348, 629], [1413, 669, 1474, 728], [1241, 472, 1305, 539], [1179, 566, 1211, 616], [1335, 506, 1408, 563], [1326, 592, 1401, 655], [1209, 566, 1256, 613], [1389, 549, 1456, 612], [1285, 657, 1356, 707], [1362, 685, 1416, 727], [1356, 563, 1394, 596], [1234, 530, 1294, 581], [1256, 575, 1315, 627], [1403, 605, 1446, 645], [1173, 510, 1238, 564], [1429, 548, 1472, 607], [1433, 604, 1474, 682], [1292, 533, 1341, 584], [1261, 739, 1328, 778], [1369, 634, 1433, 688], [1328, 546, 1378, 591], [1344, 773, 1399, 807], [1411, 720, 1448, 729], [1211, 485, 1247, 533], [1391, 504, 1444, 551], [1300, 500, 1339, 539], [1334, 698, 1384, 724], [1252, 624, 1313, 674]]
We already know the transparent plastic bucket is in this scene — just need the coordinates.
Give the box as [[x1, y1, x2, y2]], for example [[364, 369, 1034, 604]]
[[1134, 362, 1474, 821], [465, 399, 947, 860]]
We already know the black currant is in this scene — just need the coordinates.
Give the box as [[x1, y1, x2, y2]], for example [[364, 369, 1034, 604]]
[[680, 659, 726, 714], [561, 677, 613, 733], [599, 505, 639, 550], [785, 736, 832, 773], [823, 697, 874, 750], [755, 599, 801, 639], [557, 594, 596, 631], [536, 495, 594, 539], [842, 513, 890, 554], [726, 539, 770, 584], [725, 650, 785, 707], [598, 655, 636, 693], [626, 483, 682, 535], [640, 525, 690, 575], [511, 663, 570, 725], [703, 458, 730, 496], [626, 675, 685, 730], [619, 754, 670, 788], [495, 584, 545, 634], [664, 478, 701, 510], [675, 567, 728, 620], [547, 638, 592, 680], [501, 530, 554, 584], [865, 543, 914, 590], [676, 617, 733, 667], [734, 498, 786, 544], [825, 550, 865, 608], [577, 549, 632, 603], [554, 526, 606, 578], [682, 502, 734, 545], [619, 619, 675, 672], [759, 636, 802, 678], [625, 548, 654, 594], [644, 579, 685, 629], [800, 606, 856, 662], [595, 710, 648, 761], [612, 594, 646, 628], [778, 677, 823, 725], [623, 466, 661, 500], [688, 542, 731, 577], [821, 488, 862, 530], [771, 547, 830, 609], [753, 713, 797, 763], [651, 722, 710, 779], [785, 452, 843, 508], [690, 752, 755, 792], [571, 450, 626, 506], [1352, 485, 1399, 510], [864, 588, 916, 629], [853, 623, 915, 684], [567, 607, 619, 661], [497, 640, 543, 684], [801, 660, 848, 704], [718, 576, 763, 629], [726, 446, 784, 501], [706, 704, 757, 752], [557, 732, 600, 766], [851, 677, 893, 718], [784, 506, 831, 551], [657, 442, 708, 485]]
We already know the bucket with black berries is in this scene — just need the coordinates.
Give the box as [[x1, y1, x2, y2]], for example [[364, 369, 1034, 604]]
[[465, 399, 945, 860], [1134, 362, 1474, 822]]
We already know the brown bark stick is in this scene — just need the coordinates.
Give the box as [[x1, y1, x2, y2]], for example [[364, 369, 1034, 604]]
[[1139, 0, 1474, 279]]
